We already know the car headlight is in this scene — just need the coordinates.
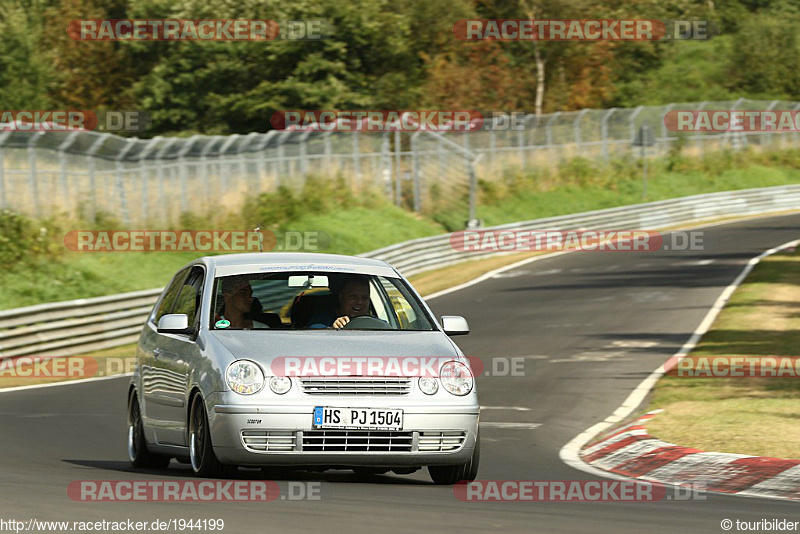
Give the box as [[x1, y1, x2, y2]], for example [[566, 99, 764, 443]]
[[269, 376, 292, 395], [418, 376, 439, 395], [226, 360, 265, 395], [439, 360, 473, 396]]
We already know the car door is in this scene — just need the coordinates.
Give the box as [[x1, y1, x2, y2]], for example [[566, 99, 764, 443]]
[[141, 267, 189, 444], [147, 265, 205, 446]]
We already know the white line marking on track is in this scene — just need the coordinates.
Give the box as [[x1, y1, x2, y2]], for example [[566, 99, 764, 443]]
[[672, 259, 715, 266], [0, 373, 133, 394], [480, 406, 532, 411]]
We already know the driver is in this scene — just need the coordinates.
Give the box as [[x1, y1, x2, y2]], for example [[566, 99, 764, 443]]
[[332, 276, 372, 329], [307, 275, 373, 329]]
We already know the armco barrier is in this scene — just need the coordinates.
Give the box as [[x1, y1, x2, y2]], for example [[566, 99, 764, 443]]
[[1, 184, 799, 360]]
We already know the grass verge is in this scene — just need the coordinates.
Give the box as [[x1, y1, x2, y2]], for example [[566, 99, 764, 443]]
[[646, 247, 800, 459], [3, 148, 800, 310]]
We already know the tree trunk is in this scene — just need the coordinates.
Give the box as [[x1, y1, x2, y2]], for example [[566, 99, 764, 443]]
[[534, 42, 545, 116]]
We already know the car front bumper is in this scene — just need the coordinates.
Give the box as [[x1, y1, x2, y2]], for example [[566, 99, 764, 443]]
[[209, 402, 480, 467]]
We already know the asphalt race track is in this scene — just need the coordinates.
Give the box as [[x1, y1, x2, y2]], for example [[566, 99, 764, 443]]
[[2, 213, 799, 533]]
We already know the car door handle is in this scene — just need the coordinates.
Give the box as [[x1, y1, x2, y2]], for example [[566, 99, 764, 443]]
[[153, 348, 161, 359]]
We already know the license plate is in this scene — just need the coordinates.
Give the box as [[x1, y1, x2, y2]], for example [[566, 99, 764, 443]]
[[313, 407, 403, 430]]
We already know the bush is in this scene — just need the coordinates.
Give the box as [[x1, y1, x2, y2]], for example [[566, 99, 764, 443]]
[[558, 157, 598, 186], [0, 210, 61, 268]]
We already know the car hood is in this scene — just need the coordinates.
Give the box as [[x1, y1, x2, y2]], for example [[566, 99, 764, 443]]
[[208, 329, 462, 366]]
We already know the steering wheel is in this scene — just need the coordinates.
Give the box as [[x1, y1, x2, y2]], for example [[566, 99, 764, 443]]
[[342, 315, 390, 330]]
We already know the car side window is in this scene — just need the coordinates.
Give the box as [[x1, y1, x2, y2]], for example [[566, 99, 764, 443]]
[[151, 267, 190, 325], [172, 266, 205, 327], [378, 277, 426, 329]]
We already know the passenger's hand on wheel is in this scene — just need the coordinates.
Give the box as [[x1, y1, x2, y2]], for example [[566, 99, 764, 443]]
[[333, 316, 350, 329]]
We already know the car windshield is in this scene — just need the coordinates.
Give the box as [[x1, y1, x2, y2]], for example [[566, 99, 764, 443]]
[[210, 271, 435, 331]]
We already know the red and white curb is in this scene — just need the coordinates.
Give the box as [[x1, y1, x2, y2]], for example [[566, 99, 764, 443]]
[[581, 411, 800, 501]]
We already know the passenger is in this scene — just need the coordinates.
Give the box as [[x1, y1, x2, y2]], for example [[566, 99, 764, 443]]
[[216, 276, 269, 329]]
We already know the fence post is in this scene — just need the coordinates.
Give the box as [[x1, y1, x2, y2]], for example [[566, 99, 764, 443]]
[[114, 138, 138, 227], [574, 109, 589, 156], [629, 106, 644, 157], [57, 131, 80, 215], [545, 112, 561, 166], [660, 103, 675, 153], [601, 107, 617, 161], [154, 138, 178, 225], [85, 135, 107, 222], [138, 138, 162, 224]]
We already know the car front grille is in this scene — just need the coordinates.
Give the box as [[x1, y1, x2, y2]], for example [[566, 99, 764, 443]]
[[241, 430, 296, 452], [298, 377, 412, 395], [302, 430, 414, 452], [418, 431, 467, 452], [241, 429, 468, 453]]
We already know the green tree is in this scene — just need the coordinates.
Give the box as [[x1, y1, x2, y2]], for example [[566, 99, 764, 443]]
[[0, 0, 54, 108]]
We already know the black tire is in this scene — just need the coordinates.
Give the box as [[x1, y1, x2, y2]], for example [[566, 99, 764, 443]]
[[428, 431, 480, 485], [461, 430, 480, 482], [189, 395, 237, 478], [127, 393, 171, 469]]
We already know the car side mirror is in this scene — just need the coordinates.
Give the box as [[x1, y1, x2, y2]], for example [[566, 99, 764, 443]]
[[157, 314, 196, 336], [441, 315, 469, 336]]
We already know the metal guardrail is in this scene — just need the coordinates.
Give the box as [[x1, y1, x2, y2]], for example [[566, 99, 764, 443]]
[[0, 288, 162, 359], [2, 184, 799, 360]]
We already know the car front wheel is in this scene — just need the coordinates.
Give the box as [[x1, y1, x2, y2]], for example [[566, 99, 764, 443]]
[[428, 430, 480, 485], [189, 395, 236, 478]]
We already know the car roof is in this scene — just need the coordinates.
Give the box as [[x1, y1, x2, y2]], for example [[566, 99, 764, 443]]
[[198, 252, 392, 271]]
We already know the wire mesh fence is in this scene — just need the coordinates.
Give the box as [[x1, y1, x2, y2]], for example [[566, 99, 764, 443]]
[[2, 99, 799, 227]]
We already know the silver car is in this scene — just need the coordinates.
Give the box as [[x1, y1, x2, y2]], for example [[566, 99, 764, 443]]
[[127, 253, 480, 484]]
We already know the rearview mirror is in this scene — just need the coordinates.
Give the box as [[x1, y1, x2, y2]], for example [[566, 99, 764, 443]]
[[157, 314, 195, 336], [441, 315, 469, 336], [288, 275, 329, 288]]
